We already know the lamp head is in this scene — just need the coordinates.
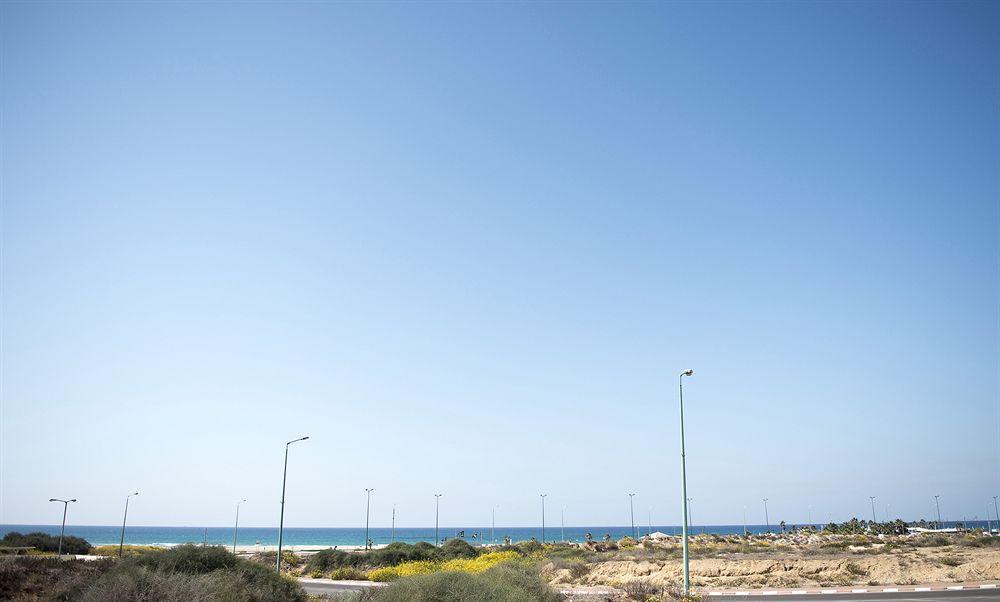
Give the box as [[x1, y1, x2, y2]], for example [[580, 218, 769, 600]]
[[49, 498, 58, 502], [70, 499, 77, 503], [681, 369, 694, 377]]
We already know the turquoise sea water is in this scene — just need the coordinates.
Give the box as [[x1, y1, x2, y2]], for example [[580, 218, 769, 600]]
[[2, 522, 990, 547]]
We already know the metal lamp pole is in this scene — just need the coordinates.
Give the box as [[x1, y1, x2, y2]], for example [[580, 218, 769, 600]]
[[561, 507, 566, 542], [934, 495, 942, 528], [365, 489, 374, 550], [233, 499, 246, 554], [762, 498, 770, 533], [628, 493, 637, 540], [119, 492, 139, 557], [434, 494, 442, 546], [391, 505, 396, 543], [687, 498, 694, 534], [869, 497, 877, 524], [679, 368, 694, 596], [277, 436, 309, 573], [492, 506, 497, 545], [48, 498, 76, 556], [540, 494, 547, 543], [993, 496, 999, 532]]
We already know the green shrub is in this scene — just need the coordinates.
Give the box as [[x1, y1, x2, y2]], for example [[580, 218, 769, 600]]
[[910, 535, 951, 547], [0, 556, 115, 600], [373, 561, 560, 602], [844, 562, 867, 576], [330, 566, 370, 580], [516, 539, 544, 554], [305, 549, 360, 573], [541, 544, 589, 561], [79, 544, 306, 601], [371, 542, 441, 565], [439, 538, 478, 559], [80, 562, 306, 602], [132, 544, 238, 573], [1, 531, 92, 555], [304, 542, 447, 575]]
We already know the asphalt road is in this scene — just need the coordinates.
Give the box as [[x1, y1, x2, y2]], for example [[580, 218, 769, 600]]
[[299, 579, 381, 596], [711, 590, 1000, 602]]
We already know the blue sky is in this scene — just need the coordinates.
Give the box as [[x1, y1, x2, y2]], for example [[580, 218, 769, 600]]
[[1, 1, 997, 530]]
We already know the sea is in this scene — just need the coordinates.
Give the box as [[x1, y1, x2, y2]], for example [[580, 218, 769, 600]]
[[2, 521, 991, 548]]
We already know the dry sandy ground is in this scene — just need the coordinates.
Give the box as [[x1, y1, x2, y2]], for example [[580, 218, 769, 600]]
[[549, 545, 1000, 590]]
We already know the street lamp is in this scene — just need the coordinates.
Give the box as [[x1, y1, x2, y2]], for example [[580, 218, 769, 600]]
[[540, 494, 547, 544], [993, 496, 999, 532], [48, 498, 76, 556], [277, 436, 309, 573], [119, 492, 139, 557], [934, 495, 942, 528], [434, 494, 442, 546], [492, 505, 499, 545], [561, 507, 566, 542], [233, 499, 246, 554], [365, 489, 374, 550], [678, 368, 694, 596], [628, 493, 637, 540], [762, 498, 770, 533], [869, 497, 877, 524], [391, 505, 396, 543]]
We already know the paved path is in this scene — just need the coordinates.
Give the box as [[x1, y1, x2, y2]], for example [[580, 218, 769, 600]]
[[298, 578, 386, 596]]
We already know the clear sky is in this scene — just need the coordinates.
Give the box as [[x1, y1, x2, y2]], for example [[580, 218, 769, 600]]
[[1, 1, 997, 531]]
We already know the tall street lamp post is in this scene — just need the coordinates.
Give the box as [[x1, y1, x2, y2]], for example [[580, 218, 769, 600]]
[[277, 436, 309, 573], [678, 368, 694, 596], [762, 498, 770, 533], [391, 505, 396, 543], [119, 492, 139, 557], [48, 498, 76, 556], [434, 494, 442, 546], [993, 496, 999, 532], [540, 494, 547, 543], [233, 499, 246, 554], [934, 495, 942, 528], [365, 489, 374, 550], [492, 506, 498, 545], [628, 493, 637, 540], [869, 497, 877, 524]]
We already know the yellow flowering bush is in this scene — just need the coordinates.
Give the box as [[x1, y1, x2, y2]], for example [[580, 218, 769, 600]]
[[368, 551, 523, 582], [368, 560, 438, 582], [440, 550, 522, 573]]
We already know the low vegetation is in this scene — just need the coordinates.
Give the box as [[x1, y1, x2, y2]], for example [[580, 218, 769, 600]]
[[0, 544, 306, 601], [90, 544, 161, 557], [368, 561, 562, 602], [304, 539, 487, 578], [1, 531, 93, 555]]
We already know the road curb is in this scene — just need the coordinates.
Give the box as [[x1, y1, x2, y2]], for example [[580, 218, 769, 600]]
[[706, 584, 999, 596]]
